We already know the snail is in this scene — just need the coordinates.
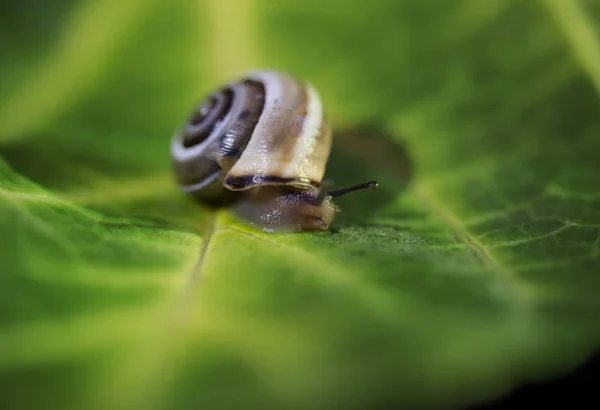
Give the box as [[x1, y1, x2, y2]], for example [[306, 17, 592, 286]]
[[171, 69, 378, 233]]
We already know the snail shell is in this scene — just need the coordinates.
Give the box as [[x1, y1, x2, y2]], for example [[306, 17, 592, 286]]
[[171, 70, 377, 233]]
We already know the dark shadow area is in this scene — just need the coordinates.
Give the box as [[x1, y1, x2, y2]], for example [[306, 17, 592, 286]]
[[0, 134, 161, 192], [467, 349, 600, 409], [360, 350, 600, 410], [0, 133, 212, 234], [325, 123, 413, 229]]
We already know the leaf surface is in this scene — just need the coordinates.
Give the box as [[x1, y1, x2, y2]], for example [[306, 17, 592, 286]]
[[1, 1, 600, 409]]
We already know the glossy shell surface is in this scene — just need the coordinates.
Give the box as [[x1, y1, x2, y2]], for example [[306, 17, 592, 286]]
[[171, 70, 332, 202], [223, 70, 332, 191]]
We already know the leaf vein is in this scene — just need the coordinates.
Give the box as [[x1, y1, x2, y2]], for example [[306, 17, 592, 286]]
[[412, 182, 527, 299], [539, 0, 600, 96], [0, 0, 151, 144]]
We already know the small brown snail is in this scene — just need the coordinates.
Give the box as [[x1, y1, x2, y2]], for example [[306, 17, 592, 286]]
[[171, 69, 378, 233]]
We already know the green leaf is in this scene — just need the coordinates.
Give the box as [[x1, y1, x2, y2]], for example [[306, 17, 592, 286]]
[[1, 0, 600, 409]]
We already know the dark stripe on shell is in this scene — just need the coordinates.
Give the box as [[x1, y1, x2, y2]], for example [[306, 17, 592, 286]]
[[225, 175, 320, 190], [172, 155, 221, 187], [183, 88, 233, 148], [173, 78, 268, 205], [218, 80, 265, 165]]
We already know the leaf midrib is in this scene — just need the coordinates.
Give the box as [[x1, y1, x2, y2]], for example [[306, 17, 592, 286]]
[[539, 0, 600, 96]]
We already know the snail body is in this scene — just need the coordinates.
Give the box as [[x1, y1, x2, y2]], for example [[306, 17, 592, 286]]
[[171, 69, 377, 233]]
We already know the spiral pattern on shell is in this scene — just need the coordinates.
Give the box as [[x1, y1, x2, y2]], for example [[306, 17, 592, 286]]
[[171, 70, 332, 206]]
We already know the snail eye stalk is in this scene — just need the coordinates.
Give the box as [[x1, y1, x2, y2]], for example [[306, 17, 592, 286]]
[[328, 181, 379, 198], [312, 180, 378, 205]]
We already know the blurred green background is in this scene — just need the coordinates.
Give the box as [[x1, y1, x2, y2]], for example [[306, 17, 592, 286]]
[[1, 0, 600, 409]]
